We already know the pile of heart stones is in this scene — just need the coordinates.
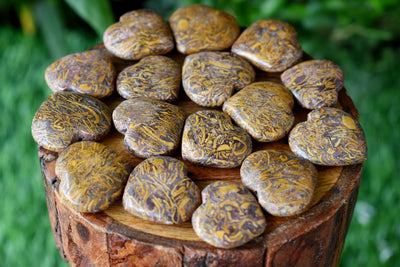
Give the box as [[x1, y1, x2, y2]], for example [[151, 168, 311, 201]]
[[31, 4, 367, 249]]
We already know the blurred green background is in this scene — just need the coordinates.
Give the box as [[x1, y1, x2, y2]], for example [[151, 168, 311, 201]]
[[0, 0, 399, 266]]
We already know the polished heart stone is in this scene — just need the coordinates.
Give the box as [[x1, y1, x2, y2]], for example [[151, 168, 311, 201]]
[[223, 82, 295, 142], [56, 141, 132, 213], [182, 110, 252, 168], [192, 181, 266, 249], [182, 51, 255, 107], [123, 156, 201, 224], [241, 150, 317, 217], [103, 10, 174, 60], [45, 49, 116, 98], [113, 97, 186, 158], [31, 92, 112, 152], [281, 59, 345, 109], [169, 4, 240, 54], [289, 107, 368, 165], [117, 55, 181, 102], [232, 19, 302, 72]]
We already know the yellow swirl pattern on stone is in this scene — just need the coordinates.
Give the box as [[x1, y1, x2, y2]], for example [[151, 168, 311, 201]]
[[223, 82, 295, 142], [182, 51, 255, 107], [117, 55, 181, 102], [56, 141, 132, 213], [192, 181, 266, 249], [169, 4, 240, 54], [289, 107, 368, 165], [44, 49, 116, 98], [103, 10, 174, 60], [31, 92, 112, 152], [123, 156, 201, 224], [241, 150, 317, 217], [112, 97, 186, 158], [281, 59, 345, 109], [232, 19, 302, 72], [182, 110, 252, 168]]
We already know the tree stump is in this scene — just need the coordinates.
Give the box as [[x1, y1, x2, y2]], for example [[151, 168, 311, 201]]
[[38, 51, 363, 266]]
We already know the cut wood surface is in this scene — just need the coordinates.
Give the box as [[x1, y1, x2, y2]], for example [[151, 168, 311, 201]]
[[39, 51, 363, 266]]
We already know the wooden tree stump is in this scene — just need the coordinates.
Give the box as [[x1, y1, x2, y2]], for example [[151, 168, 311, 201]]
[[38, 51, 363, 266]]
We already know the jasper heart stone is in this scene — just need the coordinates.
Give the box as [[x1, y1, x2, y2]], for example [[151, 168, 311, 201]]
[[182, 51, 255, 107], [192, 181, 266, 249], [281, 59, 345, 109], [223, 82, 295, 142], [123, 156, 201, 224], [169, 4, 240, 54], [289, 107, 368, 165], [103, 10, 174, 60], [232, 19, 302, 72], [117, 55, 181, 102], [45, 49, 116, 98], [113, 97, 186, 158], [56, 141, 132, 213], [31, 92, 112, 152], [241, 150, 317, 217], [182, 110, 252, 168]]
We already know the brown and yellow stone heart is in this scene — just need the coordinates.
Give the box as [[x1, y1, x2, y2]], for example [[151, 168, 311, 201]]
[[281, 59, 345, 109], [289, 107, 368, 165], [117, 55, 181, 102], [182, 110, 252, 168], [192, 181, 266, 249], [223, 82, 295, 142], [56, 141, 132, 213], [241, 150, 317, 217], [31, 92, 112, 152], [45, 49, 116, 98], [182, 51, 255, 107], [112, 97, 186, 158], [123, 156, 201, 224], [103, 10, 174, 60], [169, 4, 240, 54], [232, 19, 302, 72]]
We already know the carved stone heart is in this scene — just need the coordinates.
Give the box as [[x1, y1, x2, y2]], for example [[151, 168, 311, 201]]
[[182, 110, 252, 168], [56, 141, 132, 212], [103, 10, 174, 60], [232, 19, 302, 72], [223, 82, 294, 142], [123, 156, 201, 224], [289, 107, 368, 165], [45, 49, 116, 98], [112, 97, 186, 158], [241, 150, 317, 217], [281, 59, 345, 109], [169, 4, 240, 54], [117, 55, 181, 102], [192, 181, 266, 249], [182, 51, 255, 107]]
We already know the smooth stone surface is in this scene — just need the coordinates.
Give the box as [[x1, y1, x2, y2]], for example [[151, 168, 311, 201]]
[[232, 19, 302, 72], [281, 59, 345, 109], [192, 181, 266, 249], [182, 51, 255, 107], [182, 110, 252, 168], [56, 141, 132, 213], [45, 49, 116, 98], [103, 10, 174, 60], [31, 92, 112, 152], [112, 97, 186, 158], [241, 150, 317, 217], [289, 107, 368, 165], [123, 156, 201, 224], [117, 55, 181, 102], [223, 82, 295, 142], [169, 4, 240, 54]]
